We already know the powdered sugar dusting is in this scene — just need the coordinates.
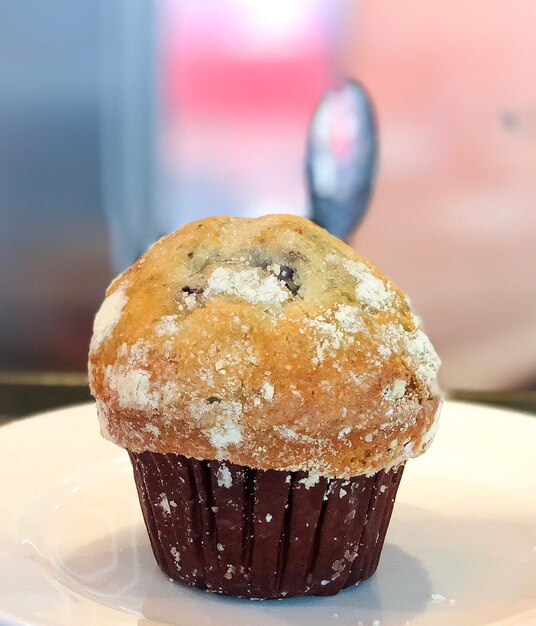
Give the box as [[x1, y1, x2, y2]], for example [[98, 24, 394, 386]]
[[333, 304, 366, 333], [307, 317, 344, 363], [205, 266, 289, 305], [305, 304, 366, 364], [90, 285, 128, 353], [404, 329, 441, 386], [341, 259, 394, 311], [376, 322, 440, 387], [187, 399, 244, 453], [106, 368, 159, 410], [209, 421, 242, 450], [155, 315, 181, 337]]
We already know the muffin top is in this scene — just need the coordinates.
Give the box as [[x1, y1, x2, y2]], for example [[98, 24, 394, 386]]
[[89, 215, 441, 478]]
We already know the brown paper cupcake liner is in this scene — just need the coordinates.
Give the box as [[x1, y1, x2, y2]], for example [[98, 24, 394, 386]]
[[128, 451, 404, 599]]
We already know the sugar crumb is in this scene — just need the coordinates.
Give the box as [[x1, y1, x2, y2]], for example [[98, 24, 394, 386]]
[[260, 381, 274, 402], [144, 423, 160, 436], [216, 465, 233, 488], [182, 293, 197, 309], [299, 472, 321, 489], [382, 379, 407, 401], [338, 426, 351, 440], [158, 493, 171, 515], [205, 266, 289, 306], [155, 315, 180, 337]]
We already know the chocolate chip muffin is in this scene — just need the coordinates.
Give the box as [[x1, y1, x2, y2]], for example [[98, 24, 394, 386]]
[[89, 214, 441, 599]]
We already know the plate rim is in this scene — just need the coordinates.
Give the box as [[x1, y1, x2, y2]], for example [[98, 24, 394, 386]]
[[0, 400, 534, 626]]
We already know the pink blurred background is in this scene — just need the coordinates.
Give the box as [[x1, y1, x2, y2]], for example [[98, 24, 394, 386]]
[[1, 0, 535, 393], [346, 1, 536, 390]]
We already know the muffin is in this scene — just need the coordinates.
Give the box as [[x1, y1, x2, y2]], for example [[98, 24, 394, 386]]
[[89, 214, 441, 599]]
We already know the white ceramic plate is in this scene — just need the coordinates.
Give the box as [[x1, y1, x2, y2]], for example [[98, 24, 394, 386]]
[[0, 402, 534, 626]]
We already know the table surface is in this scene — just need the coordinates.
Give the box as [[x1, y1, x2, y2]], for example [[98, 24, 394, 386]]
[[0, 370, 535, 425]]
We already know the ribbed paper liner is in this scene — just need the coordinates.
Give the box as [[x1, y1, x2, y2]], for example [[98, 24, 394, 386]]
[[129, 451, 404, 599]]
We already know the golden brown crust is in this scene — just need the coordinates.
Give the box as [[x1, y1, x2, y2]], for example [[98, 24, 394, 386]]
[[89, 215, 441, 477]]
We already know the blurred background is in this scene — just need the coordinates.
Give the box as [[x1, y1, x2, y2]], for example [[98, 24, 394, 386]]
[[1, 0, 536, 416]]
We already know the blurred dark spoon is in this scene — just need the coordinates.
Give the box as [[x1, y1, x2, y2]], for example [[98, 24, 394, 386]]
[[306, 79, 378, 240]]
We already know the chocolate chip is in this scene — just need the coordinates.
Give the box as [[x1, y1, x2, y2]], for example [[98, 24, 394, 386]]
[[247, 249, 302, 295], [187, 252, 194, 258], [207, 396, 221, 404], [277, 265, 301, 296], [181, 286, 203, 294]]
